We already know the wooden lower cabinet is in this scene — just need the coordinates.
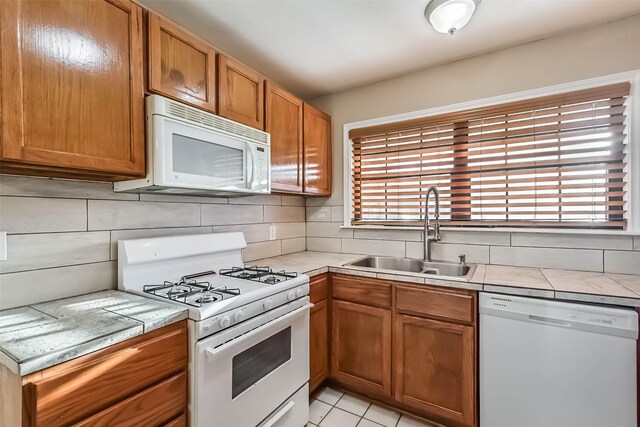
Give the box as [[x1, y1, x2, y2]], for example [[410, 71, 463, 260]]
[[394, 314, 476, 427], [309, 274, 330, 393], [331, 300, 392, 398], [19, 321, 188, 427]]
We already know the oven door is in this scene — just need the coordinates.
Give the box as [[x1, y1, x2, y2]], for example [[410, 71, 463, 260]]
[[154, 115, 257, 192], [194, 301, 311, 427]]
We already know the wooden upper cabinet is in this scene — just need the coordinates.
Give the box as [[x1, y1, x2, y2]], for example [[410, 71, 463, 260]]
[[266, 82, 303, 193], [331, 300, 392, 398], [0, 0, 145, 180], [218, 55, 264, 129], [303, 103, 332, 196], [147, 12, 217, 113], [394, 314, 476, 427]]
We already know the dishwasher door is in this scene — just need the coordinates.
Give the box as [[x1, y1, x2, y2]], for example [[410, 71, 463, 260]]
[[480, 292, 638, 427]]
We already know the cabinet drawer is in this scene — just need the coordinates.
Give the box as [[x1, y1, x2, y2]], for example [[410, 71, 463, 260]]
[[396, 285, 475, 324], [73, 372, 187, 427], [332, 274, 392, 308], [309, 273, 329, 304], [24, 321, 187, 426]]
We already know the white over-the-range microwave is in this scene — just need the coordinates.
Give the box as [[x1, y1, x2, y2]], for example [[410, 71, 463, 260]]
[[115, 95, 270, 196]]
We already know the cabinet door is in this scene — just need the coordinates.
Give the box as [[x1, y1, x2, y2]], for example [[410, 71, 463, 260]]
[[331, 300, 392, 397], [218, 55, 264, 129], [266, 82, 303, 193], [0, 0, 145, 179], [303, 103, 332, 196], [148, 12, 216, 113], [310, 299, 328, 393], [394, 314, 476, 427]]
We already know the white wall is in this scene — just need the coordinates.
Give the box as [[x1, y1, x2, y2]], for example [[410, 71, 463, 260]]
[[305, 14, 640, 273]]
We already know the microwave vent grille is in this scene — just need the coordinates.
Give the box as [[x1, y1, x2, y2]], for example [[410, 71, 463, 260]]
[[164, 101, 269, 145]]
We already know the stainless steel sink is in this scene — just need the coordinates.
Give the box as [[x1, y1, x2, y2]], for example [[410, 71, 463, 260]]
[[345, 256, 474, 279]]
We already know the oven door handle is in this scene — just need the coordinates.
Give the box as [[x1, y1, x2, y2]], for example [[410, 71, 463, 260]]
[[261, 400, 295, 427], [204, 303, 313, 359]]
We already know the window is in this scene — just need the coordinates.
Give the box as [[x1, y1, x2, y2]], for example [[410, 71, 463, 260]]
[[349, 83, 630, 229]]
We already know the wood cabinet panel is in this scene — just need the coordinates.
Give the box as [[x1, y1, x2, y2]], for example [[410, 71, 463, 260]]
[[218, 55, 264, 129], [396, 284, 476, 325], [331, 300, 392, 397], [394, 314, 476, 427], [22, 321, 187, 426], [331, 274, 392, 308], [164, 414, 187, 427], [73, 372, 187, 427], [266, 82, 303, 193], [0, 0, 145, 179], [309, 273, 329, 304], [310, 299, 329, 394], [303, 104, 332, 196], [148, 12, 216, 112]]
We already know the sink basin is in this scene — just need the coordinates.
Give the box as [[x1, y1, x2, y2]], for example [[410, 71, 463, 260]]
[[345, 256, 474, 279]]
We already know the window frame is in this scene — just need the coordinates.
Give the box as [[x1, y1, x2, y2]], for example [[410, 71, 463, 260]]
[[343, 70, 640, 234]]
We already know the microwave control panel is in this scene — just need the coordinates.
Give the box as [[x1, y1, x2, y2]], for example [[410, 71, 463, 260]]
[[255, 146, 269, 186]]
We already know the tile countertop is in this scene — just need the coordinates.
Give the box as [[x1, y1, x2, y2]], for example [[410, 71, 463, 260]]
[[254, 251, 640, 308], [0, 290, 187, 376]]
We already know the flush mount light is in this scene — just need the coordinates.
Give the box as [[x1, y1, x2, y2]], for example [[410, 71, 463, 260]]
[[425, 0, 480, 35]]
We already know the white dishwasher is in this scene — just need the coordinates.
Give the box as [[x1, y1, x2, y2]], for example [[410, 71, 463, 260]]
[[480, 292, 638, 427]]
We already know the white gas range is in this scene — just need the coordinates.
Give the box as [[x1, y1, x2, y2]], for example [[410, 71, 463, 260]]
[[118, 232, 311, 427]]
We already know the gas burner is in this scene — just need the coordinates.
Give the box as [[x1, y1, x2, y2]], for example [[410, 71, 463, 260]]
[[195, 293, 218, 304], [143, 271, 238, 308], [221, 266, 298, 284]]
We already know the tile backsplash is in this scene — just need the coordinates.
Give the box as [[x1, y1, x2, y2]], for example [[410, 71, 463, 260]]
[[306, 202, 640, 276], [0, 175, 305, 309]]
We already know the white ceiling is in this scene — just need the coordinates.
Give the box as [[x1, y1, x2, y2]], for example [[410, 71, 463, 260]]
[[138, 0, 640, 98]]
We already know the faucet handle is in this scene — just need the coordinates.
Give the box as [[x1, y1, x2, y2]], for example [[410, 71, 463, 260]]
[[458, 254, 466, 265]]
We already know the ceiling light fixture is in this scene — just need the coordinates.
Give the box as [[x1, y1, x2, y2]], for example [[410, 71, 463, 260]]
[[425, 0, 480, 35]]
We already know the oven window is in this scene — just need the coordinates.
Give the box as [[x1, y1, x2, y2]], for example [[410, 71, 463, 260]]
[[172, 133, 244, 184], [232, 327, 291, 399]]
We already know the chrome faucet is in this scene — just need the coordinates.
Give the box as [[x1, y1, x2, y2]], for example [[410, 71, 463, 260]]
[[423, 186, 441, 262]]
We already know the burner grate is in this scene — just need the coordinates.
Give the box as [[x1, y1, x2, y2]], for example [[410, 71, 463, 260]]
[[220, 266, 297, 284], [143, 271, 240, 308]]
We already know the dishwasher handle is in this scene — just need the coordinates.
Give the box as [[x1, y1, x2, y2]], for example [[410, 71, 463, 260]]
[[528, 314, 572, 327]]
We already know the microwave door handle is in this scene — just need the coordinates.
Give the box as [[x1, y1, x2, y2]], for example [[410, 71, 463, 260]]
[[246, 146, 255, 188]]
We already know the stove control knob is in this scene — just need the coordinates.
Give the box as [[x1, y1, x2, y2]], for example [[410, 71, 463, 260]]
[[295, 288, 305, 298], [233, 311, 245, 323], [263, 298, 273, 310], [287, 290, 296, 301], [220, 316, 231, 329]]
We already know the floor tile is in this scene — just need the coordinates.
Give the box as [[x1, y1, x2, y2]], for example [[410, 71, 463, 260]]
[[363, 404, 401, 427], [316, 386, 344, 406], [335, 393, 371, 417], [309, 399, 333, 425], [319, 407, 361, 427], [357, 419, 384, 427], [397, 414, 435, 427]]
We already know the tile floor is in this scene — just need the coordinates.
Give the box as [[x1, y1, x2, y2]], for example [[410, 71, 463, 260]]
[[308, 386, 441, 427]]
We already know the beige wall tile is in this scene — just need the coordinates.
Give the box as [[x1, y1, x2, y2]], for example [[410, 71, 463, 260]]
[[243, 240, 282, 262], [211, 224, 270, 244], [406, 242, 489, 263], [511, 232, 633, 250], [307, 237, 342, 252], [282, 237, 306, 255], [305, 197, 342, 207], [281, 196, 305, 206], [88, 200, 200, 230], [1, 232, 110, 274], [306, 206, 331, 222], [604, 251, 640, 275], [0, 175, 138, 200], [490, 246, 603, 272], [230, 195, 282, 205], [111, 227, 212, 259], [306, 222, 353, 238], [201, 204, 263, 225], [330, 206, 344, 222], [0, 261, 116, 310], [341, 238, 405, 257], [0, 197, 87, 234], [273, 222, 305, 239], [354, 228, 422, 242], [634, 237, 640, 251], [440, 230, 510, 246], [264, 206, 305, 223], [139, 193, 227, 204]]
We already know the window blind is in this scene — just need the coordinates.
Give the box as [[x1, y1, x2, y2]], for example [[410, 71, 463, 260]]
[[350, 83, 630, 229]]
